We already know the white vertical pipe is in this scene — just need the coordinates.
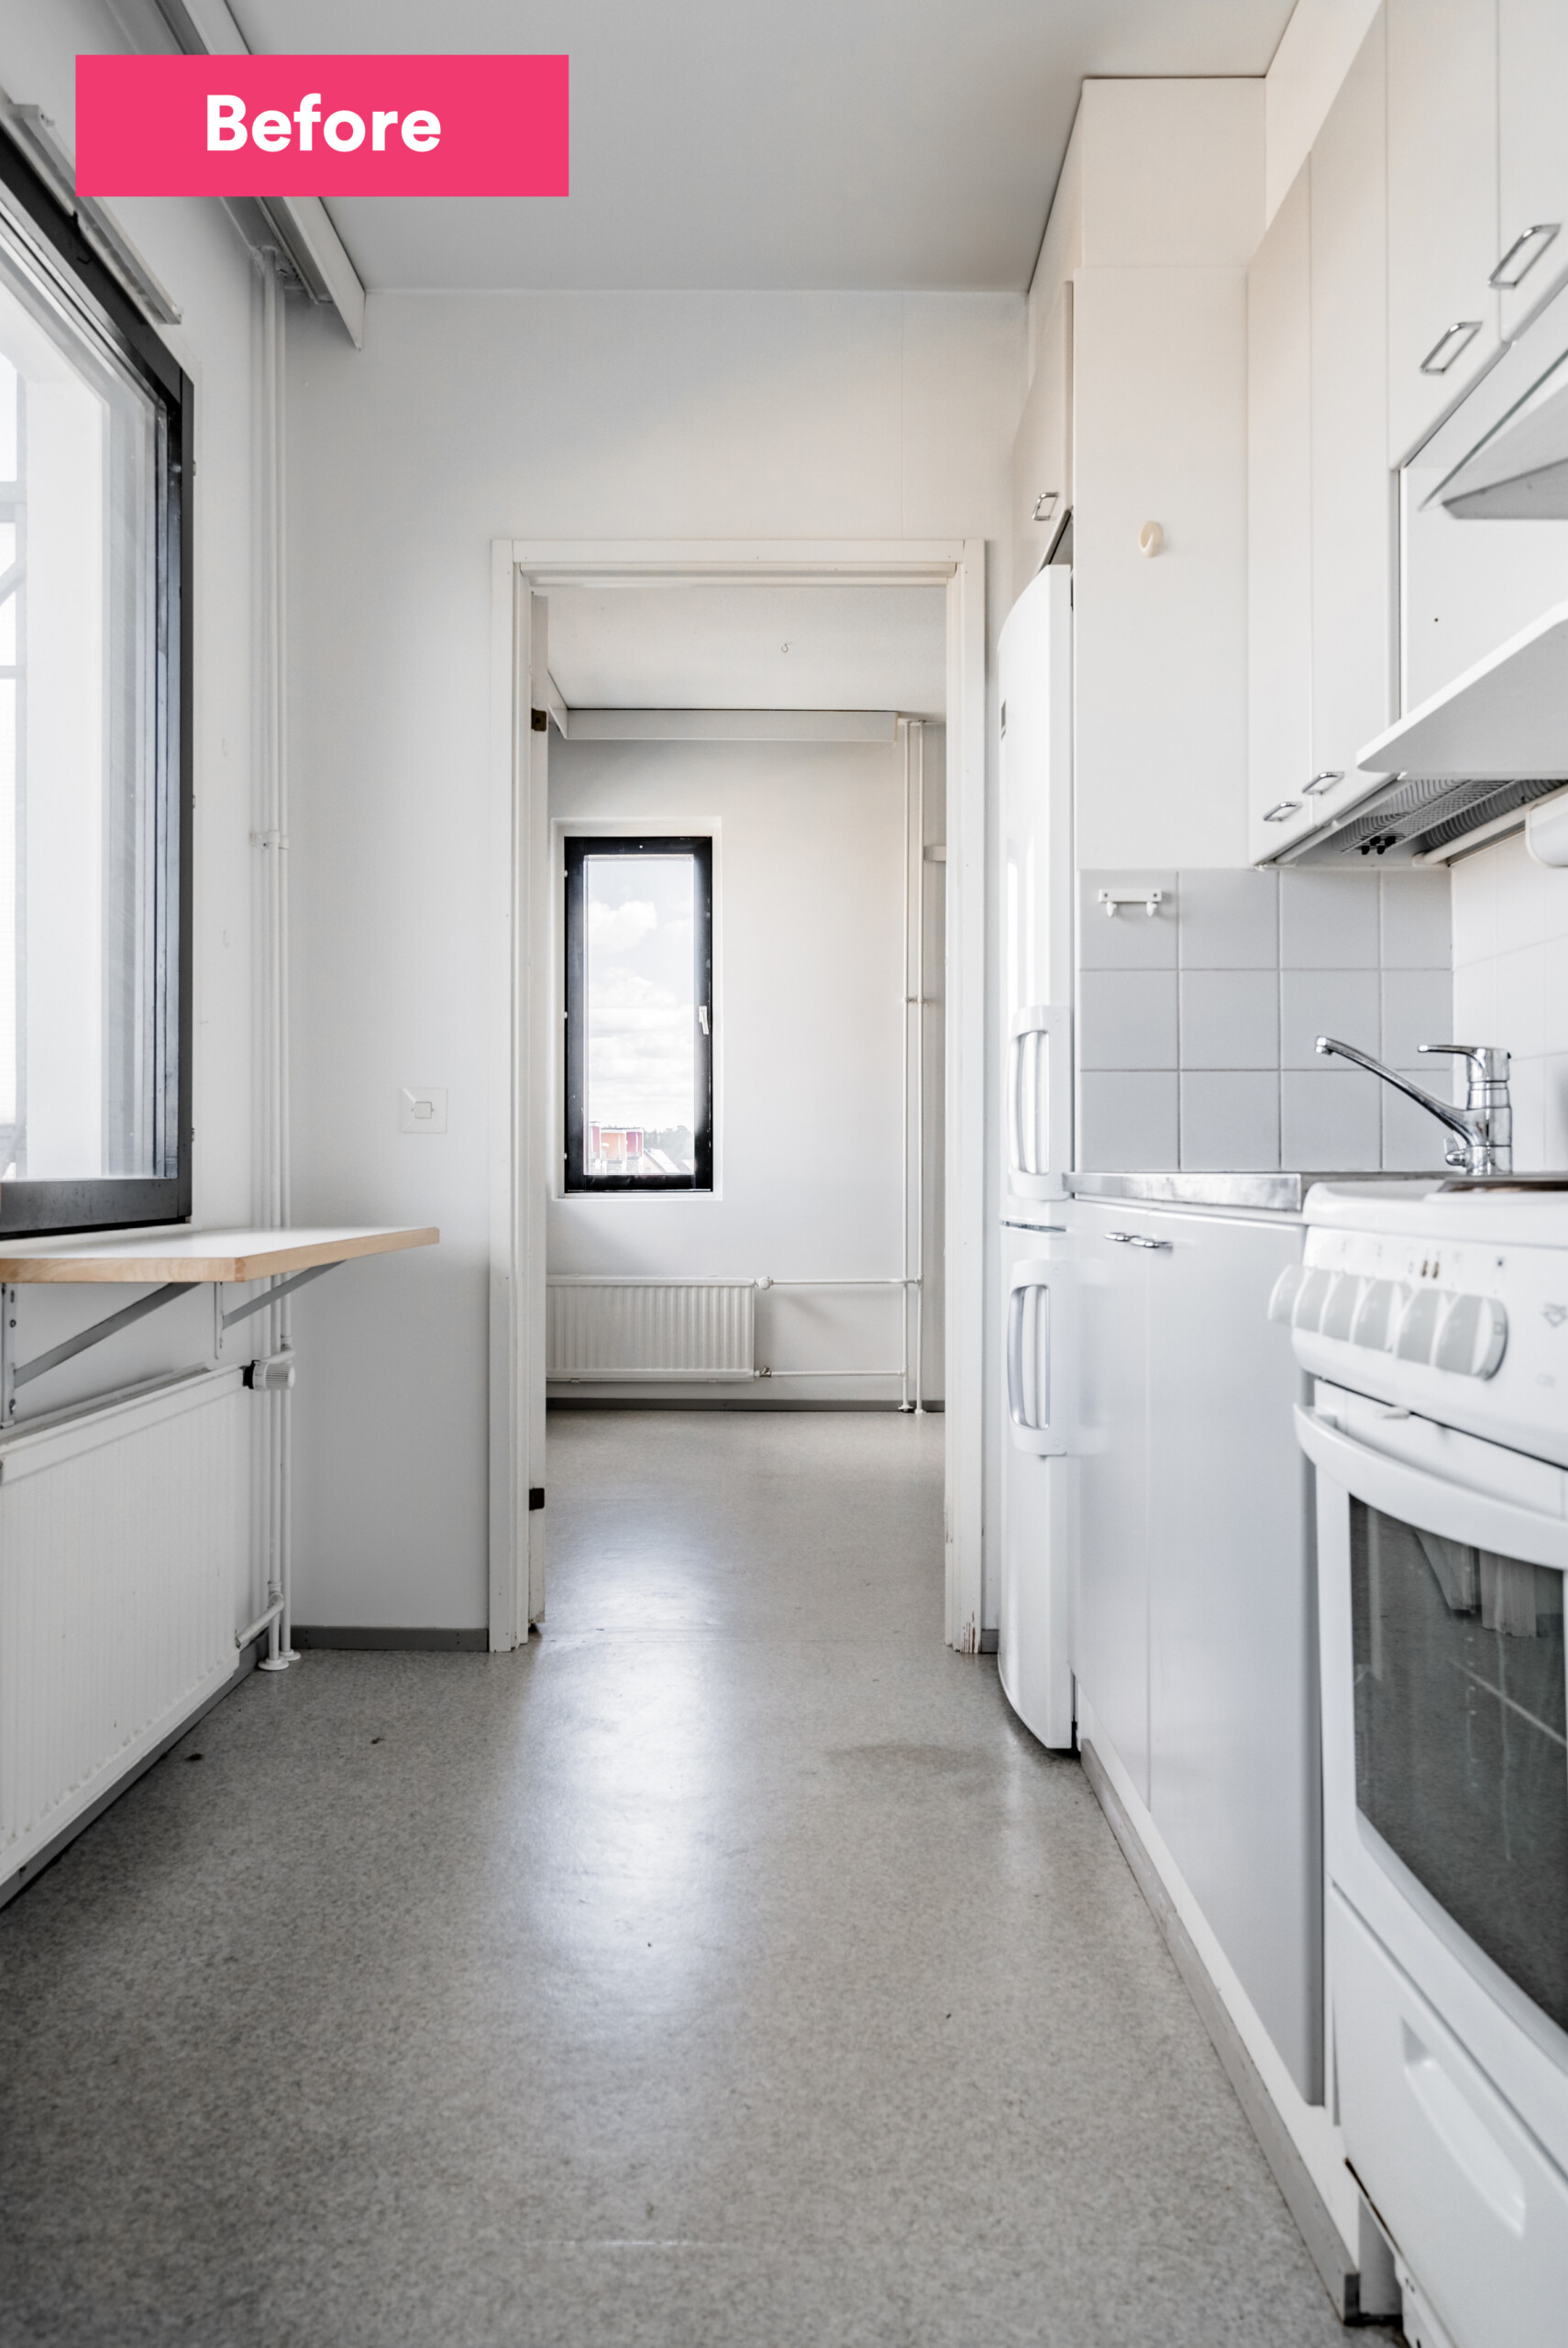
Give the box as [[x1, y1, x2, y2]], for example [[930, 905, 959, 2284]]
[[912, 722, 925, 1413], [256, 252, 295, 1669], [900, 718, 911, 1412]]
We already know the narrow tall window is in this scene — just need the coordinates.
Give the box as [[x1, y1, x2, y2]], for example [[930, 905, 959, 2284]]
[[0, 150, 191, 1235], [564, 836, 713, 1191]]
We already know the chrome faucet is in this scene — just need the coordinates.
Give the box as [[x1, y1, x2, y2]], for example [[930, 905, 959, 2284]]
[[1315, 1037, 1513, 1176]]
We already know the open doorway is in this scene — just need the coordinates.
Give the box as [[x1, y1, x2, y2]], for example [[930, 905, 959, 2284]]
[[488, 543, 987, 1654]]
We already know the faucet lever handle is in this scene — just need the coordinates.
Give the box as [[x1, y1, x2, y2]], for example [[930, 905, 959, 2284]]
[[1419, 1042, 1511, 1093]]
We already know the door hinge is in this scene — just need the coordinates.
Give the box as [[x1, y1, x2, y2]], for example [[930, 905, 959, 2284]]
[[531, 708, 548, 732]]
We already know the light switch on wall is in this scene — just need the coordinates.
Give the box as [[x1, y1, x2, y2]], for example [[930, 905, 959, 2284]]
[[400, 1086, 447, 1134]]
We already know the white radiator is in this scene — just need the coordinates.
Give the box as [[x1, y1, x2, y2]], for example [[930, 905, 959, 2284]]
[[0, 1366, 253, 1895], [547, 1278, 756, 1379]]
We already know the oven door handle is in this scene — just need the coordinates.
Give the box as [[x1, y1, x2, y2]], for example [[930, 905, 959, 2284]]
[[1295, 1405, 1568, 1570]]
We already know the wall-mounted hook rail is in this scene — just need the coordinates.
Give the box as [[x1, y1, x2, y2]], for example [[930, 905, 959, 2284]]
[[1097, 889, 1164, 919]]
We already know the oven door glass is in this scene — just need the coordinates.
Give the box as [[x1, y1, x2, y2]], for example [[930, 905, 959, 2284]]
[[1351, 1499, 1568, 2031]]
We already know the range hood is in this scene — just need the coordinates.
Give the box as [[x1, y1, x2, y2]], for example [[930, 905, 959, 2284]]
[[1439, 371, 1568, 519], [1283, 603, 1568, 863]]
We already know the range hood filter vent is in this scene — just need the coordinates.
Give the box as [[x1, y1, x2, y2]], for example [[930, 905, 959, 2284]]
[[1300, 770, 1568, 861]]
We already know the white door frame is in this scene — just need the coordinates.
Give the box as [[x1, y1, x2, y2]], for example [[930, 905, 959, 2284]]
[[487, 537, 988, 1654]]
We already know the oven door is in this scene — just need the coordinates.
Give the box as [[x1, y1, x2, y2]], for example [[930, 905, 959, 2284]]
[[1301, 1389, 1568, 2339]]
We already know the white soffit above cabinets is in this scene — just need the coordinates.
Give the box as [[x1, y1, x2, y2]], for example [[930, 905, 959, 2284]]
[[224, 0, 1294, 291], [544, 583, 946, 719]]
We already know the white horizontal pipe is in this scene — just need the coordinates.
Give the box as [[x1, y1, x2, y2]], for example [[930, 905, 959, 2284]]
[[236, 1598, 284, 1651], [547, 1367, 759, 1382], [757, 1278, 916, 1290]]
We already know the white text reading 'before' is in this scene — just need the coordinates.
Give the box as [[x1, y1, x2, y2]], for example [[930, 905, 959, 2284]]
[[206, 94, 441, 152]]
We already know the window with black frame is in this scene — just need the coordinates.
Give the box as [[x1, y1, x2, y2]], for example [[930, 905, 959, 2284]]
[[563, 836, 713, 1191], [0, 146, 191, 1235]]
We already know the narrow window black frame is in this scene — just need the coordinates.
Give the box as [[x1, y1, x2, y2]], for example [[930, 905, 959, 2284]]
[[0, 138, 193, 1238], [564, 835, 713, 1193]]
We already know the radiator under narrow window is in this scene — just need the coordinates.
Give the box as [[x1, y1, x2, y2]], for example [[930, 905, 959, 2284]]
[[546, 1279, 756, 1379]]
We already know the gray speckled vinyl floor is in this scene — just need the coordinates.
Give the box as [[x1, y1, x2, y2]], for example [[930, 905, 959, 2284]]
[[2, 1410, 1355, 2347]]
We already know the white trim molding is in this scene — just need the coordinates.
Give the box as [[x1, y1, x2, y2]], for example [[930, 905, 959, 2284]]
[[487, 538, 987, 1656]]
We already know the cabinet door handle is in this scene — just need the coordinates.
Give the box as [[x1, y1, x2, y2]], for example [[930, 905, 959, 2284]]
[[1129, 1235, 1172, 1250], [1105, 1230, 1134, 1244], [1419, 320, 1483, 376], [1490, 222, 1560, 289]]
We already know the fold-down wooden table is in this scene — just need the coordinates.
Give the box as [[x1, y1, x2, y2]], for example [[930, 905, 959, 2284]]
[[0, 1224, 438, 1667]]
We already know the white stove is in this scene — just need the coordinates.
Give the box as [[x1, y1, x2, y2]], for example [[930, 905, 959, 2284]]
[[1275, 1180, 1568, 2348]]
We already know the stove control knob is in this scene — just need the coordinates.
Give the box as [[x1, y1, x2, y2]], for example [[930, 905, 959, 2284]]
[[1395, 1286, 1443, 1363], [1320, 1273, 1362, 1340], [1350, 1279, 1401, 1351], [1433, 1292, 1507, 1379]]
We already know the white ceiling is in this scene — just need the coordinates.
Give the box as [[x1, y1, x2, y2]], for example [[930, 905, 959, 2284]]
[[225, 0, 1294, 292], [545, 584, 947, 715]]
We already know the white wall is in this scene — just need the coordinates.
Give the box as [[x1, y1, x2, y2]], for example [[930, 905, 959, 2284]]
[[284, 290, 1021, 1629], [547, 737, 913, 1401], [1452, 835, 1568, 1168], [0, 0, 262, 1407]]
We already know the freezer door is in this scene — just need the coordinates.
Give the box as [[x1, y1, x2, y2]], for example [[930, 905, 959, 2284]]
[[1005, 1244, 1076, 1457], [999, 1223, 1076, 1748]]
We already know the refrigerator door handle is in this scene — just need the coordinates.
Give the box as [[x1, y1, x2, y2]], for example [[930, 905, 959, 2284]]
[[1006, 1283, 1032, 1430], [1007, 1004, 1072, 1202], [1007, 1252, 1076, 1456]]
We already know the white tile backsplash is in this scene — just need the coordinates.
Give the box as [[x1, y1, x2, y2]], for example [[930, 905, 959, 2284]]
[[1547, 1054, 1568, 1165], [1179, 1072, 1279, 1170], [1077, 1072, 1179, 1170], [1278, 870, 1381, 969], [1379, 968, 1452, 1069], [1279, 968, 1381, 1069], [1379, 871, 1452, 969], [1544, 936, 1568, 1058], [1452, 830, 1568, 1172], [1179, 969, 1278, 1068], [1078, 969, 1178, 1069], [1382, 1078, 1456, 1174], [1077, 866, 1452, 1173], [1176, 869, 1278, 968], [1280, 1067, 1383, 1170], [1495, 943, 1545, 1064]]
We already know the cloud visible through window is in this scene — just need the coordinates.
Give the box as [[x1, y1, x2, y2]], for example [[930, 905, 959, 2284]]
[[584, 854, 697, 1140]]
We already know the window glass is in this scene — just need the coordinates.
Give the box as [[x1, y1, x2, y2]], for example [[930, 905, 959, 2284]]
[[564, 836, 712, 1191], [1351, 1499, 1568, 2030], [0, 210, 174, 1190], [585, 851, 696, 1177]]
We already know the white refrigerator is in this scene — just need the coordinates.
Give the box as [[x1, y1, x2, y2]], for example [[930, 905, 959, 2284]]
[[997, 564, 1076, 1750]]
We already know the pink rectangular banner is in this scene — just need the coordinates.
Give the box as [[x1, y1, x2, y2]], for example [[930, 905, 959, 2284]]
[[75, 53, 569, 197]]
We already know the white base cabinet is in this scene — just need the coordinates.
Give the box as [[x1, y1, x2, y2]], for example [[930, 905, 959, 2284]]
[[1071, 1198, 1323, 2100]]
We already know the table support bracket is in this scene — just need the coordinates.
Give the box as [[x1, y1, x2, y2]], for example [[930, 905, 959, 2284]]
[[219, 1259, 336, 1335], [4, 1280, 191, 1413]]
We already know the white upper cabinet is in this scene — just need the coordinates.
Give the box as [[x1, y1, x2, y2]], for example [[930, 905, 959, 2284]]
[[1496, 0, 1568, 341], [1386, 0, 1501, 464], [1246, 163, 1313, 864], [1010, 282, 1072, 607], [1311, 12, 1396, 802]]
